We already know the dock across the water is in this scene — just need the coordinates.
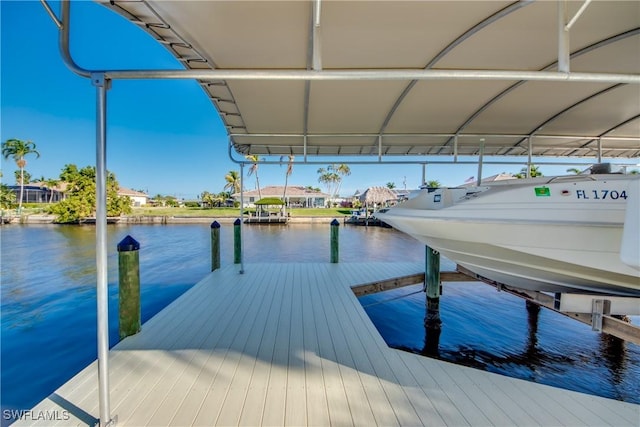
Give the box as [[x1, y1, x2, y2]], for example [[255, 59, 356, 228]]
[[16, 263, 639, 426]]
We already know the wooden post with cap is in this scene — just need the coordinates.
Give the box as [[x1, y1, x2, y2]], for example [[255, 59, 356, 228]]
[[424, 245, 442, 331], [118, 235, 141, 340], [211, 220, 221, 271], [234, 218, 242, 264], [330, 219, 340, 263]]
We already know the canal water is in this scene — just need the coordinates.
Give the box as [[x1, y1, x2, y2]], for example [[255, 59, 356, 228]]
[[1, 223, 638, 424]]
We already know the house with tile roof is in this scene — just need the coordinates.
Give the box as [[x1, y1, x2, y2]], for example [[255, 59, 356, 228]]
[[117, 187, 149, 207], [232, 185, 330, 208]]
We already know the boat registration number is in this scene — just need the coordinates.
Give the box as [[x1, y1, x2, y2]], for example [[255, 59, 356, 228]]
[[576, 189, 628, 200]]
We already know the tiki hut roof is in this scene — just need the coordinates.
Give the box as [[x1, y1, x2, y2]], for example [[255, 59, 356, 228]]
[[358, 186, 398, 204]]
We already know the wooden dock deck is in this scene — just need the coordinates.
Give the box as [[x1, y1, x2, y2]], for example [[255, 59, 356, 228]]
[[16, 263, 639, 426]]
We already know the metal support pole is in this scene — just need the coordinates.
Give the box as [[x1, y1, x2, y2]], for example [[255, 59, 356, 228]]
[[527, 137, 533, 178], [239, 163, 245, 274], [597, 137, 602, 163], [421, 163, 426, 187], [303, 135, 308, 162], [92, 73, 114, 427], [558, 0, 570, 73], [453, 135, 458, 162], [476, 138, 485, 185]]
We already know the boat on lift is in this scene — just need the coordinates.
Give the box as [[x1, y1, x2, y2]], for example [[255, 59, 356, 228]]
[[376, 166, 640, 296]]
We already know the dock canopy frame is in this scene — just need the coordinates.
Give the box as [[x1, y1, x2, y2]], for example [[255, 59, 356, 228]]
[[97, 0, 640, 160], [48, 1, 640, 426]]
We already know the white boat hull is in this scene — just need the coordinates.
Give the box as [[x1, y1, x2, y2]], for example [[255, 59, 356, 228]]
[[377, 175, 640, 296]]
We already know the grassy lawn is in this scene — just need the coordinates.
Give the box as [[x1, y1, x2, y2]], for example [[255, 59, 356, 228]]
[[131, 206, 353, 217]]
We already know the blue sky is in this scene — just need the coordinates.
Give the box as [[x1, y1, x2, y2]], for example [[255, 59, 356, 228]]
[[2, 1, 636, 199]]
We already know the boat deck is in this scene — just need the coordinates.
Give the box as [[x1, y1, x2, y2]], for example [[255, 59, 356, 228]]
[[16, 263, 639, 426]]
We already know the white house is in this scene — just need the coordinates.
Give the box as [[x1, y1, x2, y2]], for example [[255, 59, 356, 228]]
[[118, 188, 149, 207], [232, 185, 330, 208]]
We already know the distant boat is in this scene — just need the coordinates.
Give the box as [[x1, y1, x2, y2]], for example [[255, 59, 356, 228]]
[[345, 209, 390, 227], [376, 169, 640, 296]]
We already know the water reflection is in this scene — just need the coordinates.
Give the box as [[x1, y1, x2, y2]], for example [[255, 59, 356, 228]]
[[360, 283, 640, 403], [422, 297, 442, 357], [524, 300, 540, 362], [2, 223, 639, 413], [600, 333, 628, 391]]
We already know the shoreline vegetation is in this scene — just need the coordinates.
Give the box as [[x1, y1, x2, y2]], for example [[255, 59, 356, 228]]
[[1, 206, 357, 225]]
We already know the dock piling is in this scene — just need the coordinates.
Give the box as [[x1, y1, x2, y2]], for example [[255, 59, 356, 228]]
[[118, 235, 141, 340], [234, 218, 242, 264], [330, 219, 340, 263], [424, 245, 442, 329], [211, 221, 221, 271]]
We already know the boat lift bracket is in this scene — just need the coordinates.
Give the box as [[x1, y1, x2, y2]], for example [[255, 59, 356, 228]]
[[455, 266, 640, 344], [591, 299, 611, 332]]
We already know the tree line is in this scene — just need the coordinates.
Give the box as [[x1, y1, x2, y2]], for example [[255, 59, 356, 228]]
[[1, 138, 132, 222]]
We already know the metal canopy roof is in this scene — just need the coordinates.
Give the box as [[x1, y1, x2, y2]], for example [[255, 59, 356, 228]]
[[100, 0, 640, 160]]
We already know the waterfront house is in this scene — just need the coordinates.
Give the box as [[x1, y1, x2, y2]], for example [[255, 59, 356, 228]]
[[7, 182, 66, 203], [233, 185, 329, 208], [117, 187, 149, 207]]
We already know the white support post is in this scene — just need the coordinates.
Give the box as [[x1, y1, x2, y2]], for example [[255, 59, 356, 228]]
[[92, 73, 114, 427], [453, 135, 458, 162], [527, 137, 533, 178], [303, 134, 308, 162], [312, 0, 322, 71], [597, 137, 602, 163], [239, 162, 245, 274], [558, 0, 570, 73], [476, 138, 485, 185]]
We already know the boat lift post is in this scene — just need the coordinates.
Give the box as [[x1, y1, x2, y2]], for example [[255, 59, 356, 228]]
[[424, 245, 442, 331]]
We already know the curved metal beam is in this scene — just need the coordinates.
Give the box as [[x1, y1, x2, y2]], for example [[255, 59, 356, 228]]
[[59, 1, 91, 77], [504, 84, 626, 154], [438, 28, 640, 154], [376, 1, 533, 136], [568, 114, 640, 157]]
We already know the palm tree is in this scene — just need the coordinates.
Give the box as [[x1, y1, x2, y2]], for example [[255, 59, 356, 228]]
[[2, 138, 40, 212], [426, 180, 441, 188], [386, 182, 396, 189], [566, 167, 582, 175], [281, 155, 294, 204], [317, 167, 340, 204], [246, 155, 262, 200], [44, 178, 60, 203], [515, 164, 543, 179], [224, 170, 241, 194], [318, 164, 351, 204], [333, 164, 351, 199], [0, 184, 16, 210], [200, 191, 214, 208]]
